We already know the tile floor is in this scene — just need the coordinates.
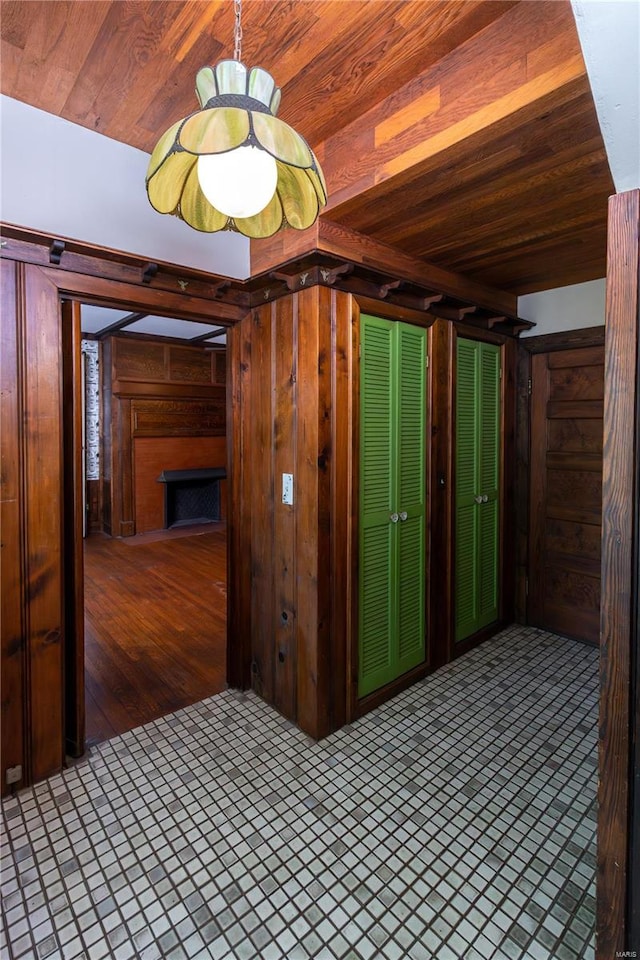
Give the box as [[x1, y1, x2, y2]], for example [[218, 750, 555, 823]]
[[1, 625, 598, 960]]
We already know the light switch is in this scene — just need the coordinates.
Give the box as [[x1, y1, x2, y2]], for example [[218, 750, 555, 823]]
[[282, 473, 294, 505]]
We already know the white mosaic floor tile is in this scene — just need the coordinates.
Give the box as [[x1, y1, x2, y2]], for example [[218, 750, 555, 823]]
[[1, 626, 598, 959]]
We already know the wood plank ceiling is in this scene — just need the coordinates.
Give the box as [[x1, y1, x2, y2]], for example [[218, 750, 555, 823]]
[[1, 0, 614, 294]]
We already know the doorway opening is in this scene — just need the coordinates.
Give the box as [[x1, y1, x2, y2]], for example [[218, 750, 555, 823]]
[[64, 300, 230, 752]]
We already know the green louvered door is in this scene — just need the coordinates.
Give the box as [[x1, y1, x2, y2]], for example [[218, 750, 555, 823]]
[[359, 315, 426, 697], [455, 338, 501, 643]]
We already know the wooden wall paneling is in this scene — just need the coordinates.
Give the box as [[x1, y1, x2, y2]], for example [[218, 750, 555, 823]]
[[329, 288, 353, 731], [515, 343, 531, 621], [295, 288, 322, 738], [528, 353, 550, 631], [168, 345, 212, 384], [112, 338, 219, 387], [597, 189, 640, 959], [131, 397, 226, 437], [23, 264, 65, 782], [61, 300, 85, 758], [430, 318, 453, 669], [316, 285, 336, 738], [249, 304, 276, 704], [1, 258, 25, 794], [226, 321, 251, 690], [86, 479, 102, 533], [347, 300, 361, 722], [110, 396, 134, 537], [113, 338, 167, 381], [273, 294, 297, 719], [100, 338, 113, 535], [213, 351, 227, 386]]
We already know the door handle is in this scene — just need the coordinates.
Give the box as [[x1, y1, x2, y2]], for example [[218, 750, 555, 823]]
[[390, 512, 399, 523], [482, 494, 488, 503], [399, 511, 408, 522], [474, 495, 483, 504]]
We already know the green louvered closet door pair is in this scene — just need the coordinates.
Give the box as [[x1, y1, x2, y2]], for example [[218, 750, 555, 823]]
[[455, 337, 501, 643], [358, 315, 426, 698]]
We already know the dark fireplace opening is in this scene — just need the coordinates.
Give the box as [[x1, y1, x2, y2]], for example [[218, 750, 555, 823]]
[[157, 468, 226, 529]]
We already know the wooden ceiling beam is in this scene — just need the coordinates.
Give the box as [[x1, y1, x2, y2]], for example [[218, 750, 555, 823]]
[[96, 311, 147, 338], [318, 221, 518, 317], [317, 1, 586, 214], [251, 217, 517, 317]]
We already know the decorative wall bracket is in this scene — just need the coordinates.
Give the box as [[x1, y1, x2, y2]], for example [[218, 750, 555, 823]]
[[141, 262, 159, 284], [49, 239, 65, 264]]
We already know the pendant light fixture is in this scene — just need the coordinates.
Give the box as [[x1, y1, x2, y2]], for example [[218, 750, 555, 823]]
[[146, 0, 327, 239]]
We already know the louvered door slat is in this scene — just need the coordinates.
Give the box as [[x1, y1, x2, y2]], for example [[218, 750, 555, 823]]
[[455, 503, 478, 641], [478, 343, 500, 628], [396, 323, 426, 671], [398, 515, 425, 667], [359, 316, 396, 695], [455, 337, 479, 642], [456, 339, 478, 505], [361, 321, 394, 520], [359, 315, 427, 697], [478, 499, 499, 626], [455, 338, 501, 642], [360, 525, 394, 689]]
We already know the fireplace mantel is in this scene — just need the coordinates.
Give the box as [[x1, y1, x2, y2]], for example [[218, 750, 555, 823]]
[[157, 467, 227, 484]]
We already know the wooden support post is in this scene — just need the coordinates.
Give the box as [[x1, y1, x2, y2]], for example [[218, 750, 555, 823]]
[[598, 189, 640, 958]]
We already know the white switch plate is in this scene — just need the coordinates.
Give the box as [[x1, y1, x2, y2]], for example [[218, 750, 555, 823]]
[[282, 473, 294, 505]]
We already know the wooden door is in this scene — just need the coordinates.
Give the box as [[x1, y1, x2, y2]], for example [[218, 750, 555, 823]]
[[455, 338, 501, 643], [358, 315, 426, 697], [528, 345, 604, 643]]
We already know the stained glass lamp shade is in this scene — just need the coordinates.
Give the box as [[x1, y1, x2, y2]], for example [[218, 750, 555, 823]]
[[146, 60, 327, 238]]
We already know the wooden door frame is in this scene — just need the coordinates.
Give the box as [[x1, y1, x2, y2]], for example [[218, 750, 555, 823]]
[[1, 258, 247, 781], [523, 338, 604, 646], [515, 326, 606, 624], [61, 300, 85, 757]]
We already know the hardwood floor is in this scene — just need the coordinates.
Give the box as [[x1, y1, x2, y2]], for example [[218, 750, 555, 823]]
[[83, 524, 227, 745]]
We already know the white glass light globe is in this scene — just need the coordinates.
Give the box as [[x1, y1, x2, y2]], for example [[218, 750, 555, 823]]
[[197, 146, 278, 219]]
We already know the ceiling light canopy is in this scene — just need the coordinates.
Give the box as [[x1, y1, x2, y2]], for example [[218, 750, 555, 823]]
[[146, 2, 327, 239]]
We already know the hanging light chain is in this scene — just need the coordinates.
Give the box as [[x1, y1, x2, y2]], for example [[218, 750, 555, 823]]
[[233, 0, 243, 61]]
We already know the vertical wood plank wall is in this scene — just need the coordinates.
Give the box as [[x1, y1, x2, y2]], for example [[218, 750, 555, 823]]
[[1, 259, 25, 790], [429, 319, 453, 669], [228, 287, 353, 739], [0, 262, 65, 793], [597, 189, 640, 959]]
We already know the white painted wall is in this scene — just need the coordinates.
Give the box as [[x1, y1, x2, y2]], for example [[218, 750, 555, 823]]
[[518, 278, 606, 337], [571, 0, 640, 193], [0, 96, 250, 280]]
